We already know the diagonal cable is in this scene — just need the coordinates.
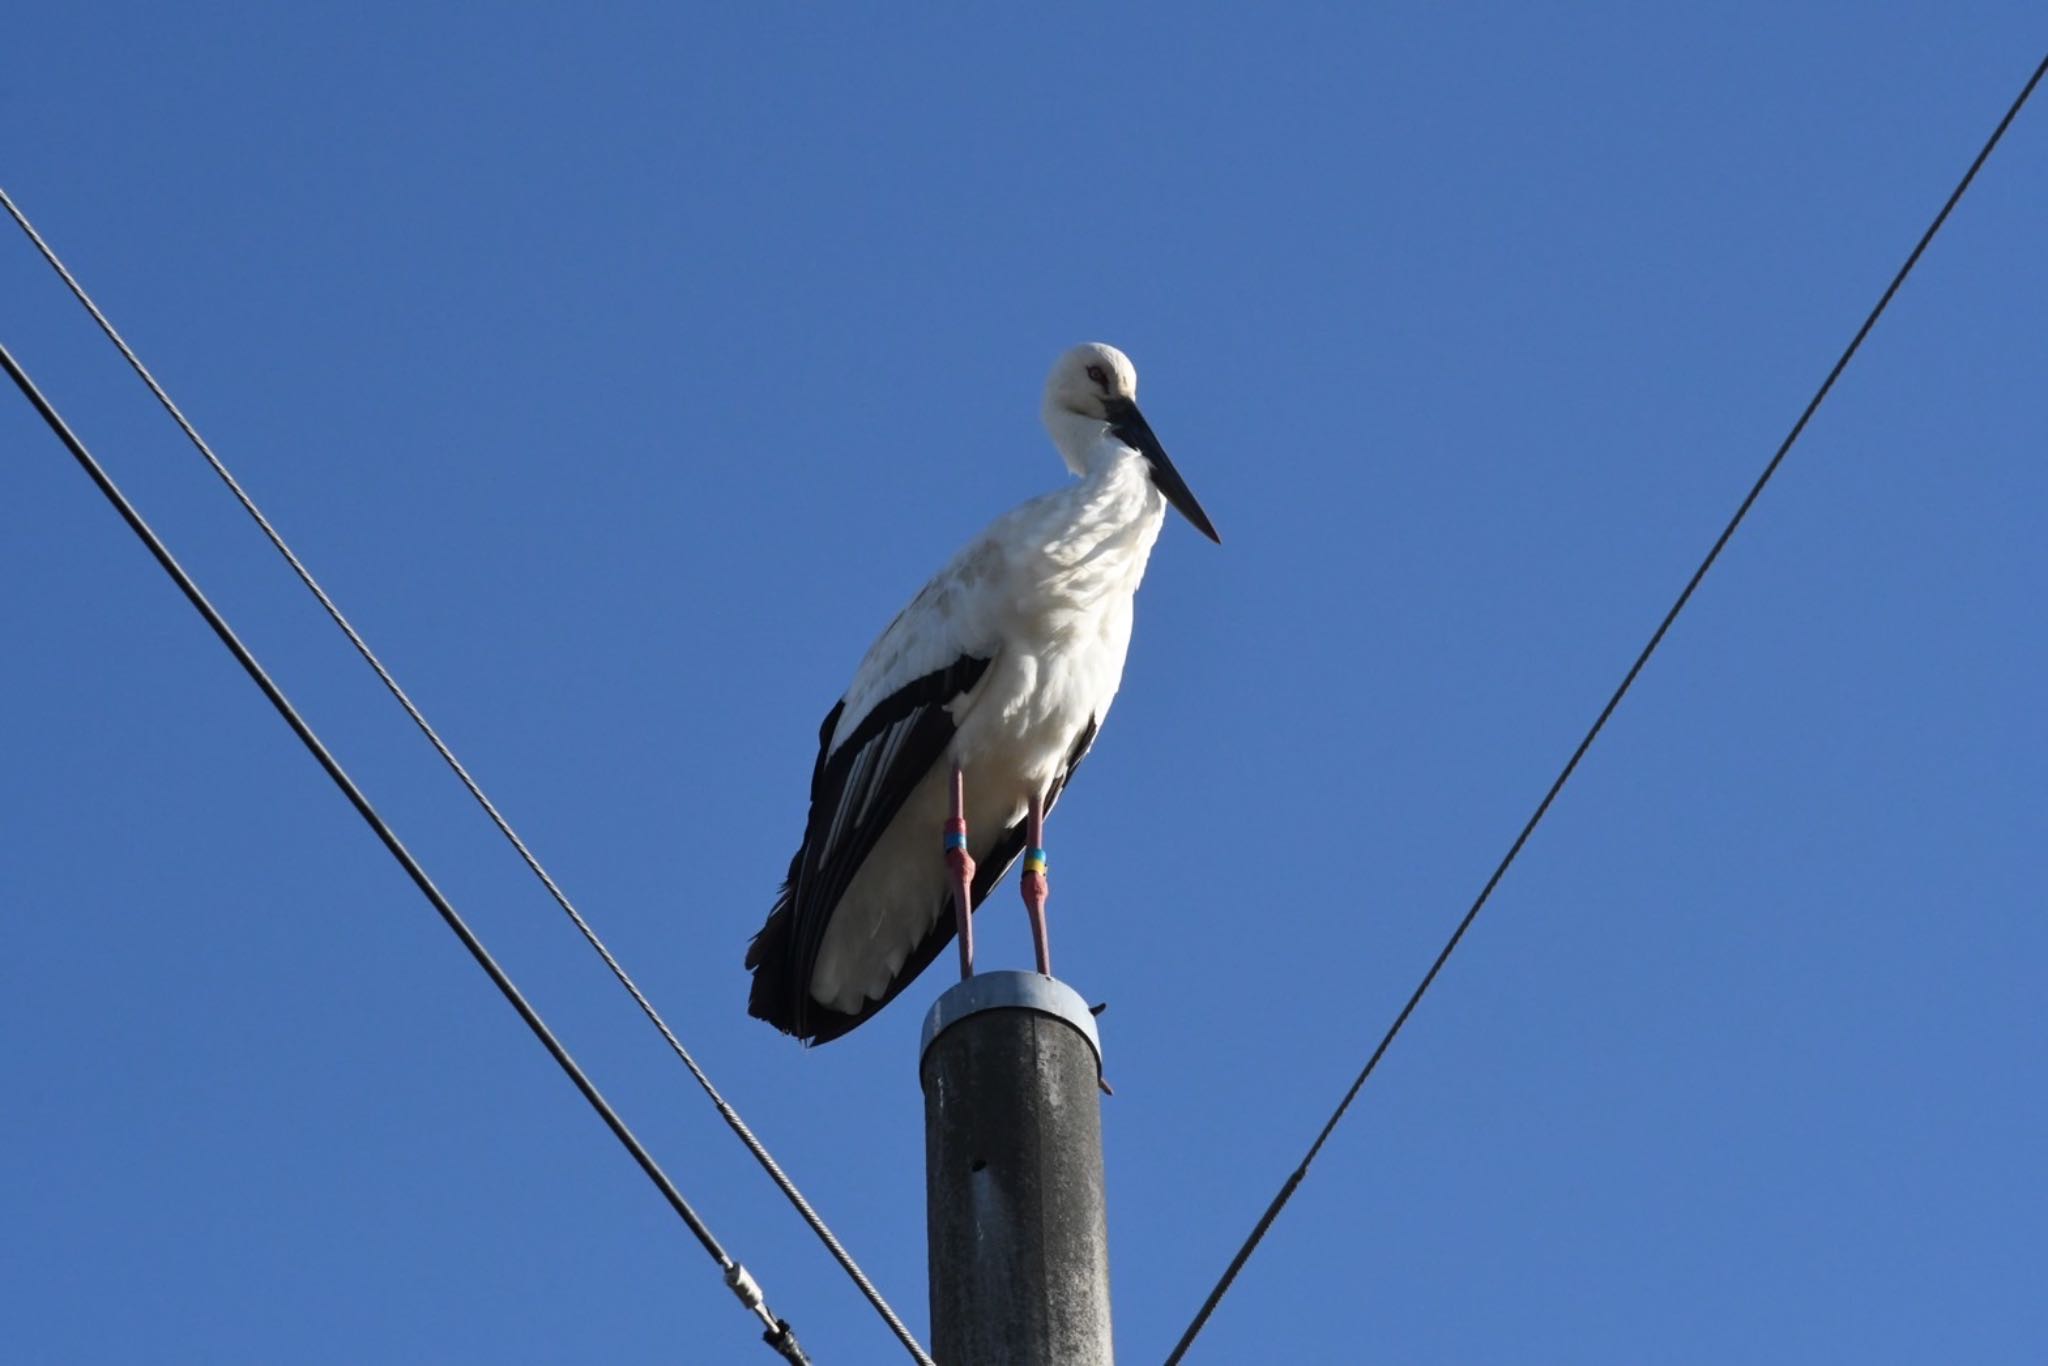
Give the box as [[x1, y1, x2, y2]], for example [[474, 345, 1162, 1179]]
[[1162, 47, 2048, 1366], [1, 185, 935, 1366], [1, 340, 808, 1365]]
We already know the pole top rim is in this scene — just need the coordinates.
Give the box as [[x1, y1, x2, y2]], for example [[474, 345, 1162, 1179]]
[[919, 971, 1101, 1070]]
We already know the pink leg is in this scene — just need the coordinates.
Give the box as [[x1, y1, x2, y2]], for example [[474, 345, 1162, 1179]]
[[945, 764, 976, 979], [1021, 792, 1051, 976]]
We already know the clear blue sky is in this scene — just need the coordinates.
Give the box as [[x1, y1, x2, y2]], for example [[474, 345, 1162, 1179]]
[[4, 5, 2043, 1362]]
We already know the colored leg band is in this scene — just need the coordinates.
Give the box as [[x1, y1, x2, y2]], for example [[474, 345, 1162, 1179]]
[[944, 831, 969, 850], [1023, 846, 1048, 874]]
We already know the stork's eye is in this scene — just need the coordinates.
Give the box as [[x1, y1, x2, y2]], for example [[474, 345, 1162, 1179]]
[[1085, 364, 1108, 388]]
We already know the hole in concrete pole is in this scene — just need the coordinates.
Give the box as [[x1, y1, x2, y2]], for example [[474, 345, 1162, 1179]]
[[969, 1158, 987, 1173]]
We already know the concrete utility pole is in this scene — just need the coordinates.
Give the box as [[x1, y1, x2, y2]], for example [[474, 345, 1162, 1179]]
[[921, 971, 1112, 1365]]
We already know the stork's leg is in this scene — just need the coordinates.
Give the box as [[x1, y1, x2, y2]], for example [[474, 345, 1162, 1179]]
[[1021, 791, 1051, 976], [945, 764, 976, 979]]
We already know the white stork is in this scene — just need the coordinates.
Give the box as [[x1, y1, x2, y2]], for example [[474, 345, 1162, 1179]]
[[747, 343, 1219, 1043]]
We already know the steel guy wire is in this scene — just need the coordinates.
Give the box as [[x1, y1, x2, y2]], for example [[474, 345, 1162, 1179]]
[[1162, 46, 2048, 1366], [0, 339, 809, 1366], [0, 185, 936, 1366]]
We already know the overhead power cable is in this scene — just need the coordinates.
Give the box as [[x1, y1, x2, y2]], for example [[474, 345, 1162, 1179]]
[[1, 340, 810, 1366], [1, 187, 935, 1366], [1162, 48, 2048, 1366]]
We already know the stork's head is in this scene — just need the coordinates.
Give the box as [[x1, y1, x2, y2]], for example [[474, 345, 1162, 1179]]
[[1043, 341, 1140, 421], [1041, 342, 1221, 544]]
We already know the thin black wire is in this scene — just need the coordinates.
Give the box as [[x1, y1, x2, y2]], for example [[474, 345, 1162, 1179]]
[[0, 342, 808, 1366], [1163, 48, 2048, 1366], [0, 186, 936, 1366]]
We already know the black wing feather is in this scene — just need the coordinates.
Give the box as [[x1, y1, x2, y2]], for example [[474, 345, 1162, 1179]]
[[747, 655, 991, 1040]]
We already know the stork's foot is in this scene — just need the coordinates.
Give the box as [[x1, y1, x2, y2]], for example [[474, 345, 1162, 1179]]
[[1021, 860, 1050, 976], [1022, 792, 1051, 976], [947, 765, 975, 979]]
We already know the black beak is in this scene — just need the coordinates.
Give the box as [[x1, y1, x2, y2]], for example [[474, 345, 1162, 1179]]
[[1104, 398, 1221, 544]]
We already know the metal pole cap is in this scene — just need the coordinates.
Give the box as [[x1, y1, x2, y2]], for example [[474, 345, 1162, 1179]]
[[919, 970, 1102, 1071]]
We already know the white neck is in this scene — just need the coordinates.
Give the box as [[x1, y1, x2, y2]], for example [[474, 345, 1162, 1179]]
[[1042, 405, 1127, 478]]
